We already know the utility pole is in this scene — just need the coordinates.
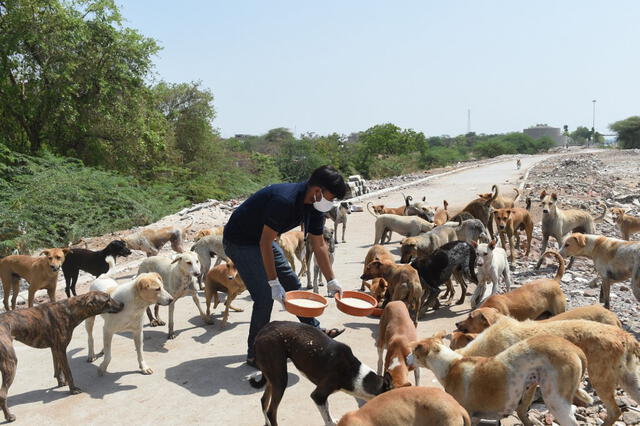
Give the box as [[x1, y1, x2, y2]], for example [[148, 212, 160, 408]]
[[592, 100, 596, 146], [467, 109, 471, 134]]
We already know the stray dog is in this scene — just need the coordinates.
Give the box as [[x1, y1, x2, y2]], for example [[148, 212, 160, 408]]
[[249, 321, 392, 426], [366, 202, 406, 216], [376, 301, 420, 388], [361, 260, 423, 325], [478, 185, 520, 209], [516, 158, 521, 169], [301, 227, 335, 293], [399, 226, 456, 263], [373, 214, 434, 245], [190, 233, 228, 289], [204, 262, 246, 328], [433, 200, 450, 225], [457, 250, 566, 333], [470, 240, 512, 308], [559, 233, 640, 308], [492, 207, 533, 262], [325, 201, 352, 243], [451, 218, 491, 244], [277, 230, 306, 274], [535, 191, 606, 268], [414, 332, 589, 426], [360, 245, 394, 291], [611, 207, 640, 240], [0, 291, 123, 422], [0, 248, 69, 310], [86, 273, 173, 375], [404, 196, 435, 222], [193, 225, 224, 242], [460, 316, 640, 425], [338, 386, 471, 426], [410, 241, 478, 312], [123, 216, 194, 257], [452, 191, 497, 239], [61, 240, 131, 297], [138, 252, 213, 339], [449, 331, 479, 350], [364, 278, 388, 306]]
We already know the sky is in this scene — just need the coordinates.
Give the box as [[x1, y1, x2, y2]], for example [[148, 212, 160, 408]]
[[118, 1, 640, 138]]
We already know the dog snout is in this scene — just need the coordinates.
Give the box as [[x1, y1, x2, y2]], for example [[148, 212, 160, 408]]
[[542, 209, 549, 214], [455, 322, 467, 333], [159, 293, 173, 306], [51, 265, 60, 272]]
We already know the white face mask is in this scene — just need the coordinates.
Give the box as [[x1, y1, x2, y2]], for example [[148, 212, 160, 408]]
[[313, 191, 335, 213]]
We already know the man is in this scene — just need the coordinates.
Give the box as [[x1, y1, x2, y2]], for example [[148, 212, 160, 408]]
[[223, 165, 347, 367]]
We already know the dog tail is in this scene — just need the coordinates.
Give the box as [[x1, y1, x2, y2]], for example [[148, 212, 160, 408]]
[[443, 200, 448, 211], [249, 372, 266, 388], [181, 216, 195, 233], [525, 197, 532, 211], [512, 188, 520, 204], [594, 203, 607, 223], [366, 202, 378, 218], [543, 250, 565, 281], [491, 184, 499, 201]]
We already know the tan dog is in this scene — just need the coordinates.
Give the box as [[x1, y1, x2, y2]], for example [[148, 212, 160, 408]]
[[123, 217, 194, 257], [0, 248, 69, 310], [460, 316, 640, 425], [204, 262, 246, 328], [535, 191, 606, 268], [376, 301, 420, 388], [611, 207, 640, 240], [478, 184, 520, 209], [364, 278, 388, 306], [338, 386, 471, 426], [360, 245, 394, 291], [449, 331, 479, 350], [361, 260, 422, 324], [366, 202, 406, 216], [193, 225, 224, 242], [277, 230, 306, 275], [372, 214, 434, 245], [455, 251, 566, 334], [559, 232, 640, 308], [433, 200, 450, 226], [414, 332, 588, 426], [492, 207, 533, 262]]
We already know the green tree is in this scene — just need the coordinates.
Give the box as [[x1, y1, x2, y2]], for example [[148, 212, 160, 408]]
[[610, 116, 640, 149], [570, 126, 592, 145]]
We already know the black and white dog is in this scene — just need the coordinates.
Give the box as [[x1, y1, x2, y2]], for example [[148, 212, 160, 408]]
[[410, 240, 478, 315], [249, 321, 391, 426], [61, 240, 131, 297], [324, 201, 352, 244]]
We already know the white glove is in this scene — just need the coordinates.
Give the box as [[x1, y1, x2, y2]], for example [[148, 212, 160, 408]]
[[327, 279, 343, 298], [268, 278, 286, 309]]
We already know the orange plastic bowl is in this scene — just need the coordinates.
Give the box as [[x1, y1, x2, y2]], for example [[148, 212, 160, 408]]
[[284, 291, 328, 317], [335, 291, 377, 317]]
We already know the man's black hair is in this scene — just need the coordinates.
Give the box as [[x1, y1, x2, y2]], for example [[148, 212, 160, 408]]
[[308, 165, 348, 200]]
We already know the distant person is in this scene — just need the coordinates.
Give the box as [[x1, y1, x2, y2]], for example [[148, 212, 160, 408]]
[[516, 158, 522, 170], [223, 165, 347, 368]]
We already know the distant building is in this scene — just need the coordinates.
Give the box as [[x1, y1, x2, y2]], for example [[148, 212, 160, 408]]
[[523, 125, 568, 146]]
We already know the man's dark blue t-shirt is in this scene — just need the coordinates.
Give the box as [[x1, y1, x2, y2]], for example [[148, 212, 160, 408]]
[[223, 181, 326, 245]]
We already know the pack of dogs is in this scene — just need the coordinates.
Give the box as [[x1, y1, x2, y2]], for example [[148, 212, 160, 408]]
[[0, 183, 639, 425]]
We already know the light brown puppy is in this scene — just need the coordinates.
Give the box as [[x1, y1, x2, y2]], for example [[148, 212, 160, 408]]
[[492, 207, 534, 262], [0, 248, 69, 310], [361, 260, 422, 325], [559, 232, 640, 308], [414, 332, 588, 426], [455, 250, 566, 334], [338, 386, 471, 426], [204, 262, 246, 328], [360, 245, 395, 291], [611, 207, 640, 240], [364, 278, 388, 306], [277, 230, 306, 275], [478, 185, 520, 209], [123, 217, 194, 257], [433, 200, 450, 226], [460, 316, 640, 426], [376, 301, 420, 388]]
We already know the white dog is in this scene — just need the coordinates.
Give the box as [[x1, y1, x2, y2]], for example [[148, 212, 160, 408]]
[[471, 240, 512, 308], [86, 271, 173, 375], [138, 252, 213, 339], [190, 234, 228, 289]]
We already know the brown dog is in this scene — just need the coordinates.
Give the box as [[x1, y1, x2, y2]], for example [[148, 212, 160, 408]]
[[478, 185, 520, 209], [492, 207, 534, 262], [338, 386, 471, 426], [360, 245, 394, 291], [277, 230, 306, 275], [193, 225, 224, 242], [0, 291, 123, 422], [123, 217, 194, 257], [364, 278, 388, 306], [452, 190, 498, 239], [0, 248, 69, 310], [361, 260, 422, 325], [376, 301, 420, 388], [204, 262, 246, 328], [433, 200, 450, 225], [611, 207, 640, 240], [455, 251, 566, 334], [366, 202, 406, 216]]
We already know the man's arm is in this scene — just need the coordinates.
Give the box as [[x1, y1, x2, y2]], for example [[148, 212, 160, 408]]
[[259, 225, 279, 280]]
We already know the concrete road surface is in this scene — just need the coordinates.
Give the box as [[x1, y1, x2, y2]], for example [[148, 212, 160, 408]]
[[6, 153, 554, 425]]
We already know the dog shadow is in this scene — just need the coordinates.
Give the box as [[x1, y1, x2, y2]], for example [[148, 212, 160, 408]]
[[187, 315, 248, 344], [422, 305, 471, 321], [164, 354, 300, 397], [344, 322, 378, 340], [8, 348, 138, 408]]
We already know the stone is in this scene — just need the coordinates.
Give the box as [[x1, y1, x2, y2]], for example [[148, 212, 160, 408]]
[[622, 411, 640, 425]]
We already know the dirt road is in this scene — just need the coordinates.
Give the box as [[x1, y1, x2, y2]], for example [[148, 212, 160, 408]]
[[7, 153, 554, 425]]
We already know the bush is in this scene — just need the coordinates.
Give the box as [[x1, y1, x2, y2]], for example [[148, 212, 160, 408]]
[[368, 154, 420, 179], [420, 147, 466, 168], [474, 140, 517, 158]]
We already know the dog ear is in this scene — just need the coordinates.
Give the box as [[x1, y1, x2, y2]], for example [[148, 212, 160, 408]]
[[382, 371, 393, 388], [443, 200, 448, 209], [575, 233, 587, 247], [422, 196, 426, 202], [469, 240, 478, 248], [363, 282, 372, 290], [551, 193, 558, 201], [488, 240, 496, 249], [40, 249, 50, 256], [539, 190, 547, 200]]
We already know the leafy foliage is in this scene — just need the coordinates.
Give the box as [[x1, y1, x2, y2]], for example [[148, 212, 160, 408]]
[[610, 116, 640, 149]]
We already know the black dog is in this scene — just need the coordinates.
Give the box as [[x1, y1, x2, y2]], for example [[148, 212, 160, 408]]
[[61, 240, 131, 297], [411, 240, 478, 315], [249, 321, 391, 426]]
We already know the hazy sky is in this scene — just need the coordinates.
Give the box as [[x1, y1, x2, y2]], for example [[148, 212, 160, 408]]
[[119, 1, 639, 138]]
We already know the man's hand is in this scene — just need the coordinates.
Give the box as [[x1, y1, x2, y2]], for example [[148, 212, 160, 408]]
[[268, 278, 286, 308], [327, 279, 343, 298]]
